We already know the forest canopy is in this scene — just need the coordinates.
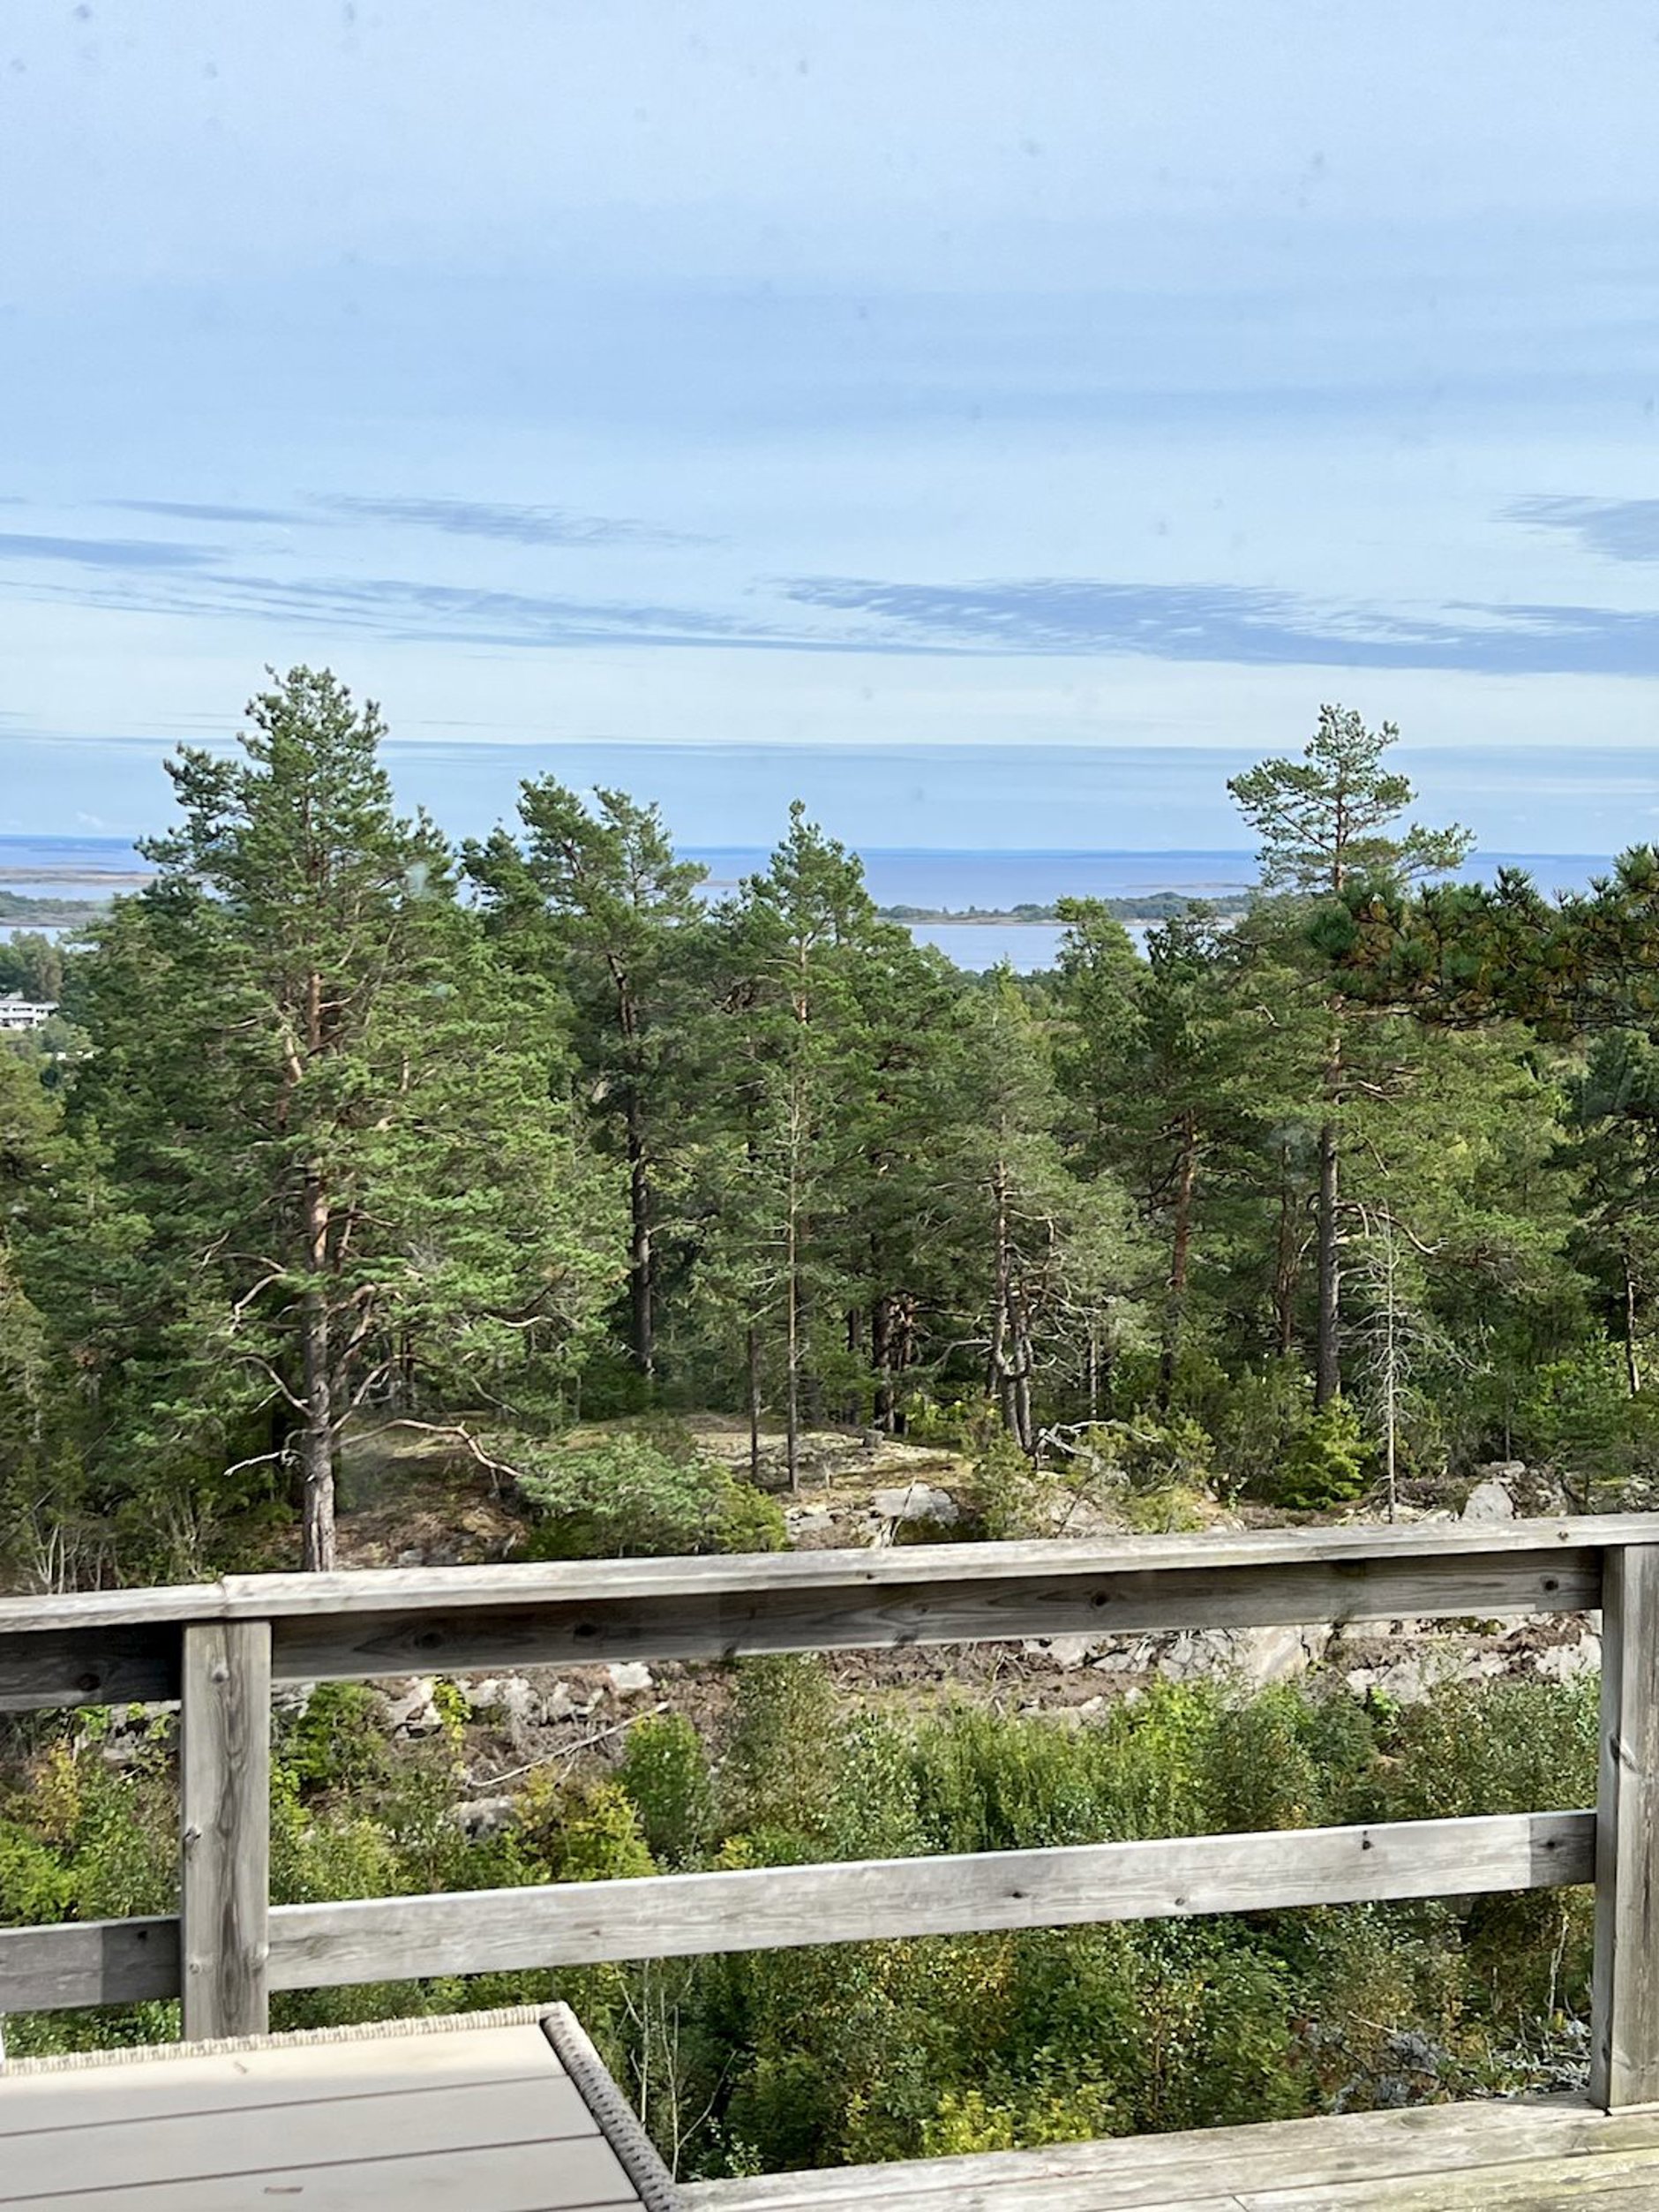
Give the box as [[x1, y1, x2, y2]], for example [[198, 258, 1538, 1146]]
[[4, 669, 1658, 1579]]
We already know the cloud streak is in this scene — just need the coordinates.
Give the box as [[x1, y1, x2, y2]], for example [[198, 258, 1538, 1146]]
[[0, 532, 221, 571], [1508, 496, 1659, 564], [314, 494, 708, 548], [781, 574, 1659, 677], [102, 499, 303, 526], [9, 546, 1659, 679]]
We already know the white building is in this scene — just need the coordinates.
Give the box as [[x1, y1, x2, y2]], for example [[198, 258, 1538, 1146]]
[[0, 994, 57, 1032]]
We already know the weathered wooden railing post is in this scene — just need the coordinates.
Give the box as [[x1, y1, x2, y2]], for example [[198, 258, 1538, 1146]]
[[179, 1619, 271, 2041], [0, 1523, 1637, 2024], [1592, 1539, 1659, 2109]]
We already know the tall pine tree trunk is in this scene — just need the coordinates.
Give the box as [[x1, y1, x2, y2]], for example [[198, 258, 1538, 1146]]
[[1274, 1141, 1299, 1356], [1314, 1019, 1343, 1408], [625, 1095, 654, 1380], [746, 1324, 762, 1484], [1625, 1248, 1643, 1398], [1315, 1117, 1341, 1407], [871, 1290, 895, 1433], [1011, 1282, 1035, 1455], [988, 1162, 1011, 1429], [845, 1305, 863, 1425], [988, 1162, 1035, 1450], [892, 1291, 915, 1435], [297, 963, 338, 1572], [299, 1169, 336, 1572], [1161, 1116, 1199, 1396], [785, 1195, 801, 1493]]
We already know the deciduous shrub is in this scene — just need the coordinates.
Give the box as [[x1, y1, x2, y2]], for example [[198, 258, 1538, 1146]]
[[0, 1667, 1610, 2171], [512, 1430, 785, 1557]]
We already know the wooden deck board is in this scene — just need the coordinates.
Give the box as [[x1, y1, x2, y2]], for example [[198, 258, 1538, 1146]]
[[1245, 2148, 1659, 2207], [683, 2098, 1659, 2211], [0, 2022, 560, 2130], [4, 2141, 642, 2211], [15, 2028, 1659, 2212], [0, 2009, 678, 2209], [0, 2076, 604, 2197]]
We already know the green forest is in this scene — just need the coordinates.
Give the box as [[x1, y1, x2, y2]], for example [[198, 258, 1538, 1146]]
[[3, 668, 1656, 2172]]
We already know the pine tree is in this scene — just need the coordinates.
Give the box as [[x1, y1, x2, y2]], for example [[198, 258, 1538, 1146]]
[[944, 973, 1141, 1451], [0, 1052, 62, 1561], [1563, 1030, 1659, 1396], [832, 932, 964, 1433], [69, 669, 618, 1569], [466, 779, 708, 1384], [1228, 706, 1471, 1403], [709, 806, 886, 1488], [1055, 902, 1276, 1391]]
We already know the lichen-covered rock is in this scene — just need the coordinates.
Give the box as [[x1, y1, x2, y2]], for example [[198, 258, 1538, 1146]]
[[449, 1794, 516, 1840], [381, 1677, 442, 1736], [462, 1675, 541, 1730], [871, 1482, 959, 1525], [1461, 1478, 1519, 1523], [1535, 1632, 1600, 1682]]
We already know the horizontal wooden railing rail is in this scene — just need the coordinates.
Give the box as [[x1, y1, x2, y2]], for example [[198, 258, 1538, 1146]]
[[0, 1516, 1629, 1712], [0, 1516, 1653, 2111]]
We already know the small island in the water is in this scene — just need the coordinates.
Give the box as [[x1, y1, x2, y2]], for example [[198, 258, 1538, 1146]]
[[0, 889, 108, 928], [875, 891, 1252, 926]]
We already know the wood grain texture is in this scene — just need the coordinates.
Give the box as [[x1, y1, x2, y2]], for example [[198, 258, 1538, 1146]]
[[0, 2139, 641, 2211], [0, 2022, 561, 2128], [179, 1619, 271, 2041], [683, 2099, 1659, 2212], [1243, 2152, 1659, 2208], [0, 2013, 662, 2208], [0, 1914, 178, 2010], [0, 1519, 1635, 1707], [261, 1554, 1603, 1683], [0, 1623, 177, 1712], [0, 2078, 599, 2199], [218, 1509, 1648, 1606], [266, 1812, 1594, 1990], [1592, 1539, 1659, 2109], [226, 1515, 1619, 1619], [266, 1557, 1601, 1672], [0, 1510, 1641, 1631], [0, 1814, 1592, 2011]]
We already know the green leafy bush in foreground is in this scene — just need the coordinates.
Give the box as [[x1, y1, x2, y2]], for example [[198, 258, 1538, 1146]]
[[0, 1667, 1600, 2178]]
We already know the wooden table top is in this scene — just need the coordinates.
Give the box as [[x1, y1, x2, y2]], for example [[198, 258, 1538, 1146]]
[[0, 2005, 680, 2211]]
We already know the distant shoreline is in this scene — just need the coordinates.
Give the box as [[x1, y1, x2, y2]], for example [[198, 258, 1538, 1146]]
[[878, 892, 1252, 926], [0, 867, 154, 887], [0, 892, 116, 927]]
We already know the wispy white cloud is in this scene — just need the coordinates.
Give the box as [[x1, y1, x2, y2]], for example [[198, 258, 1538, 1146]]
[[314, 494, 709, 549], [0, 532, 220, 571], [9, 549, 1659, 679], [6, 2, 1659, 849], [1509, 497, 1659, 565], [101, 499, 303, 526]]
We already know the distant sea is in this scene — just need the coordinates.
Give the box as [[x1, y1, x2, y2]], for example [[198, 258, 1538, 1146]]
[[0, 837, 1621, 970], [687, 847, 1617, 971]]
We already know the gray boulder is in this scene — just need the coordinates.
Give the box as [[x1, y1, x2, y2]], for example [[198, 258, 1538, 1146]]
[[872, 1482, 959, 1526]]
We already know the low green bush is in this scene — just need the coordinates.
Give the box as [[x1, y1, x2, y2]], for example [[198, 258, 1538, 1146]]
[[0, 1662, 1606, 2173], [1273, 1397, 1370, 1510], [511, 1429, 786, 1558]]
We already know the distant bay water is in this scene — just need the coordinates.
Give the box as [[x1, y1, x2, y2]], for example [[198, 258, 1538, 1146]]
[[687, 847, 1617, 971], [0, 837, 1622, 970]]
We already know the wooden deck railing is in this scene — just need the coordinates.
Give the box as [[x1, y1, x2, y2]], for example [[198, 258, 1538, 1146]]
[[0, 1516, 1655, 2109]]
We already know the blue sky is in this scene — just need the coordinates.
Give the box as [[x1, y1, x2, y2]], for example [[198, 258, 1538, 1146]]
[[3, 1, 1658, 850]]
